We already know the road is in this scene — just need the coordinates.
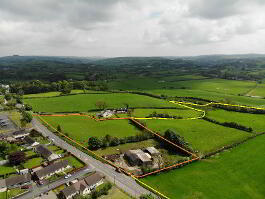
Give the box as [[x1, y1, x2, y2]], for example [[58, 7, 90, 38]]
[[17, 167, 93, 199], [32, 118, 154, 198]]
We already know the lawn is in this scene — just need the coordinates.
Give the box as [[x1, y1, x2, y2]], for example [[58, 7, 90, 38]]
[[206, 109, 265, 133], [7, 188, 27, 198], [63, 156, 85, 169], [25, 150, 37, 157], [141, 134, 265, 199], [0, 192, 6, 199], [99, 186, 133, 199], [24, 93, 174, 113], [22, 157, 43, 168], [0, 165, 16, 175], [47, 145, 61, 152], [42, 116, 144, 142], [8, 111, 32, 128], [144, 119, 251, 154]]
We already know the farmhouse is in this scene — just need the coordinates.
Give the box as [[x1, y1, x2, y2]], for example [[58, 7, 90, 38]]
[[34, 160, 70, 180], [24, 136, 39, 148], [35, 145, 59, 161], [124, 149, 152, 167], [60, 172, 104, 199], [12, 130, 30, 139], [0, 173, 32, 192]]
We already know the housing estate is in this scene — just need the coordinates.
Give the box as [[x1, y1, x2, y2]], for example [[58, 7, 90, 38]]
[[60, 172, 104, 199], [0, 174, 32, 192], [33, 160, 70, 180]]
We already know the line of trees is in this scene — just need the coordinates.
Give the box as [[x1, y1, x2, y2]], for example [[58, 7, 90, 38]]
[[213, 104, 265, 114], [203, 117, 253, 132], [147, 111, 183, 119], [88, 132, 153, 150], [10, 80, 109, 95]]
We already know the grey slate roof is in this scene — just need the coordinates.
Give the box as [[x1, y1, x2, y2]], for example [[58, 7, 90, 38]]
[[84, 172, 104, 187], [61, 185, 77, 198], [35, 145, 53, 159], [24, 136, 35, 145], [35, 160, 69, 179], [5, 173, 31, 187], [13, 130, 29, 136]]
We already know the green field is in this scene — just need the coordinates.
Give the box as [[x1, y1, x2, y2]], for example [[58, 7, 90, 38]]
[[248, 83, 265, 97], [42, 116, 143, 142], [142, 134, 265, 199], [25, 93, 173, 112], [110, 78, 256, 95], [144, 119, 250, 154], [132, 107, 201, 119], [23, 90, 107, 98], [206, 109, 265, 133]]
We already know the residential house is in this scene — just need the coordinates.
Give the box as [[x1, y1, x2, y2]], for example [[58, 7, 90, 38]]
[[0, 174, 32, 192], [34, 160, 70, 180], [24, 136, 39, 148], [12, 130, 30, 139], [35, 145, 59, 161], [60, 172, 104, 199], [124, 149, 152, 167]]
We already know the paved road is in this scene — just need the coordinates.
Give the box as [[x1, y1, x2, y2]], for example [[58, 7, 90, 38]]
[[32, 118, 154, 199], [17, 167, 93, 199]]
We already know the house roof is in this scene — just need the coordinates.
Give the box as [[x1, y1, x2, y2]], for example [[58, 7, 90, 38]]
[[125, 149, 152, 163], [73, 179, 87, 192], [145, 147, 160, 155], [61, 185, 77, 197], [84, 172, 104, 187], [13, 130, 29, 136], [35, 160, 69, 179], [0, 179, 6, 188], [5, 174, 31, 187], [24, 136, 36, 145], [35, 145, 53, 159]]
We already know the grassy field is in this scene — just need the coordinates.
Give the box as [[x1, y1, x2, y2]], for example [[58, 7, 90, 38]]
[[206, 109, 265, 133], [248, 83, 265, 97], [23, 90, 108, 98], [24, 93, 173, 113], [141, 134, 265, 199], [147, 89, 265, 107], [22, 157, 44, 168], [109, 78, 255, 95], [42, 116, 143, 142], [144, 119, 250, 154], [132, 107, 201, 118], [0, 165, 16, 175], [8, 111, 32, 128]]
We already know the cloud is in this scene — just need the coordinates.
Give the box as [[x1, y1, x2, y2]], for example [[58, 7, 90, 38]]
[[0, 0, 265, 56]]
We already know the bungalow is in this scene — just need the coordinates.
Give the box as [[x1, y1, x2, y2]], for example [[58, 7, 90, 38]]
[[0, 174, 32, 192], [124, 149, 152, 167], [61, 172, 104, 199], [34, 160, 70, 180], [24, 136, 39, 148], [12, 130, 30, 139], [35, 145, 59, 161]]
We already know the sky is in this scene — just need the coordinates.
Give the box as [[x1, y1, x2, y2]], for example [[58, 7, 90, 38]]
[[0, 0, 265, 57]]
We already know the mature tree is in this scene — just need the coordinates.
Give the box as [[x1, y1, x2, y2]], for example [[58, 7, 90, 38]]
[[57, 125, 62, 132], [8, 151, 26, 166], [4, 93, 12, 101], [110, 137, 120, 146], [30, 129, 42, 137], [95, 101, 107, 110], [24, 104, 32, 111], [21, 111, 33, 123], [88, 137, 102, 150]]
